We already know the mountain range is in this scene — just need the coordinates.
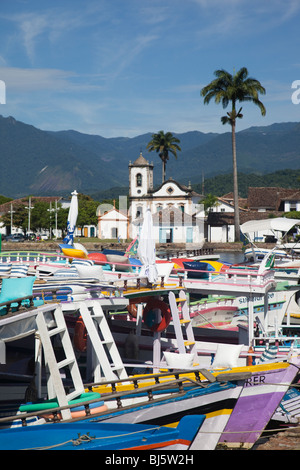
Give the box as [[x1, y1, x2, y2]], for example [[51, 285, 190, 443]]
[[0, 115, 299, 199]]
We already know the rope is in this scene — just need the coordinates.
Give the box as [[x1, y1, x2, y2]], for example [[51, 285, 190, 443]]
[[20, 426, 163, 450], [19, 421, 300, 450], [197, 423, 300, 435]]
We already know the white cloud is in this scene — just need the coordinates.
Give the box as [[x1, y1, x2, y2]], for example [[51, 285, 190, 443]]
[[18, 13, 48, 62], [0, 67, 73, 91], [0, 67, 108, 93], [0, 5, 111, 64]]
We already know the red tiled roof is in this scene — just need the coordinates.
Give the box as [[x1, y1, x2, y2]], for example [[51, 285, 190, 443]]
[[247, 187, 298, 210]]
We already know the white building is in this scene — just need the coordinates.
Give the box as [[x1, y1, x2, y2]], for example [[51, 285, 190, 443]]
[[96, 152, 205, 244], [97, 204, 128, 241], [205, 197, 236, 242], [282, 191, 300, 213], [128, 152, 205, 245]]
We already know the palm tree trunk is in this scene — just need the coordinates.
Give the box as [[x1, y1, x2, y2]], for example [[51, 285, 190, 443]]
[[162, 159, 166, 183], [231, 121, 240, 242]]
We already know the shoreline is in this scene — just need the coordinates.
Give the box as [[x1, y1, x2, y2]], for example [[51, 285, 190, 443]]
[[0, 240, 276, 254]]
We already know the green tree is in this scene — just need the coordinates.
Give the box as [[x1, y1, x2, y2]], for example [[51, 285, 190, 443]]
[[202, 193, 219, 215], [147, 130, 181, 183], [31, 201, 52, 233], [77, 193, 99, 230], [1, 203, 27, 232], [200, 67, 266, 241], [0, 195, 12, 205]]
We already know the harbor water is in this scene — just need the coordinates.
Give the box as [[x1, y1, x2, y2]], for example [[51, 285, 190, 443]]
[[217, 251, 245, 265]]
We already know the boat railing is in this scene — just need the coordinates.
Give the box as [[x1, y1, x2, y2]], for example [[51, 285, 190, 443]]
[[0, 251, 70, 265], [32, 283, 125, 303], [156, 247, 214, 260], [0, 374, 209, 427], [181, 266, 275, 287], [85, 367, 214, 392], [0, 295, 35, 316], [0, 369, 252, 427]]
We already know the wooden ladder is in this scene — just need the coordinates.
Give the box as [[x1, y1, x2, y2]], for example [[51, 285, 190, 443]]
[[78, 300, 128, 382], [168, 290, 198, 364], [35, 304, 85, 420]]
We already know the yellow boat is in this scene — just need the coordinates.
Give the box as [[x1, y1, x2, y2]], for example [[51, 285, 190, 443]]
[[61, 247, 88, 259], [60, 242, 88, 259], [87, 361, 290, 395]]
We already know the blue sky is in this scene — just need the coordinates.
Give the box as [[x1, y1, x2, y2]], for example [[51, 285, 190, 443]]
[[0, 0, 300, 138]]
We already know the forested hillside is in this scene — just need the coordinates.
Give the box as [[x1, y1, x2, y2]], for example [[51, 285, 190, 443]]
[[90, 169, 300, 201], [0, 115, 299, 198]]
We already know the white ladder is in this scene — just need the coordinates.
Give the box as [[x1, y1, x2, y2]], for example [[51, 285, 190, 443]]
[[169, 290, 198, 364], [78, 300, 128, 382], [35, 304, 85, 420]]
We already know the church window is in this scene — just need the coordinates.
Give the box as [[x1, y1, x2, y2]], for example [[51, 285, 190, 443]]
[[136, 206, 143, 219], [136, 173, 142, 187]]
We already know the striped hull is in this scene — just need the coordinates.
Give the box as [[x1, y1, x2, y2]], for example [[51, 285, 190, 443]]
[[218, 357, 300, 448], [0, 415, 205, 450], [88, 383, 242, 450]]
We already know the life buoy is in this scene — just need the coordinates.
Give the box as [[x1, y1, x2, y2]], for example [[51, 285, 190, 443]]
[[74, 316, 87, 352], [143, 298, 171, 333], [127, 303, 138, 318], [126, 296, 152, 319]]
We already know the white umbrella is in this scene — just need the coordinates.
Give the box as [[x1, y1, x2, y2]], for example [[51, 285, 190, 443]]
[[63, 190, 78, 245], [137, 208, 158, 283]]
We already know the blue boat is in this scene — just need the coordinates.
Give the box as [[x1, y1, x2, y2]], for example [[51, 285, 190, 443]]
[[0, 415, 205, 450], [272, 387, 300, 424]]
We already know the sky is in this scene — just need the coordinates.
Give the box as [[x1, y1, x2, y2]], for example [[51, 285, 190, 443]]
[[0, 0, 300, 138]]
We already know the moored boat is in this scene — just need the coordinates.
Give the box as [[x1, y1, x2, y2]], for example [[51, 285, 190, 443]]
[[0, 414, 205, 450]]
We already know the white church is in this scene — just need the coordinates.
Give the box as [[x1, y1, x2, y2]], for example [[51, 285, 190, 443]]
[[97, 152, 206, 245]]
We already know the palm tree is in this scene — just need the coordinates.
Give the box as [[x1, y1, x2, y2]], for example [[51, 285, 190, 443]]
[[147, 130, 181, 183], [202, 193, 220, 215], [200, 67, 266, 241]]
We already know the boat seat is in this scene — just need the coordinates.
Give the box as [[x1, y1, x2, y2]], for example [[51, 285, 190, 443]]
[[0, 263, 12, 278], [0, 276, 44, 316], [10, 264, 30, 278], [257, 344, 279, 364]]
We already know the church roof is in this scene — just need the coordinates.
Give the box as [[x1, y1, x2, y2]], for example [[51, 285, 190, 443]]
[[130, 152, 153, 167], [149, 177, 202, 197]]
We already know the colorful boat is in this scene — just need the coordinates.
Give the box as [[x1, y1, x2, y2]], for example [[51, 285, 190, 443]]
[[217, 357, 300, 449], [271, 386, 300, 425], [190, 305, 239, 329], [85, 377, 245, 451], [1, 274, 300, 450], [59, 243, 88, 259], [0, 414, 205, 450]]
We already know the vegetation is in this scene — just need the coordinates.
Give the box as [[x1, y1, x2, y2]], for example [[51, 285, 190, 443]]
[[0, 167, 298, 236], [284, 211, 300, 220], [201, 193, 220, 214], [0, 195, 12, 205], [147, 130, 181, 183], [192, 169, 300, 198], [1, 199, 69, 236], [200, 67, 266, 241], [76, 194, 99, 229], [0, 193, 103, 236]]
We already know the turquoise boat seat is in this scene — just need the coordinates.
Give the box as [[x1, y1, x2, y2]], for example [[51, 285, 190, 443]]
[[0, 276, 44, 316]]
